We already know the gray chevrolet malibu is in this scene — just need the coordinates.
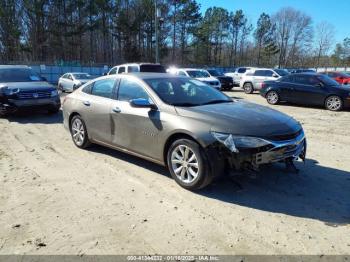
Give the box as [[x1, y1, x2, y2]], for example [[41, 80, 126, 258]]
[[62, 73, 306, 190]]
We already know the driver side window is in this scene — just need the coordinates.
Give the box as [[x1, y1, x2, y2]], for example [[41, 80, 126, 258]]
[[118, 79, 150, 102]]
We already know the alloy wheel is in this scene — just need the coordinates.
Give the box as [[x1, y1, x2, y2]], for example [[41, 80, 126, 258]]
[[71, 118, 85, 146], [326, 96, 342, 111], [171, 145, 199, 184], [267, 91, 279, 104]]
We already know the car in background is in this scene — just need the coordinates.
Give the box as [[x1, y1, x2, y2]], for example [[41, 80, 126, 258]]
[[62, 73, 306, 190], [0, 65, 60, 116], [320, 71, 350, 85], [260, 73, 350, 111], [205, 69, 235, 90], [108, 63, 166, 75], [240, 68, 289, 94], [58, 72, 93, 92], [290, 69, 316, 74], [172, 68, 221, 90], [224, 67, 255, 85]]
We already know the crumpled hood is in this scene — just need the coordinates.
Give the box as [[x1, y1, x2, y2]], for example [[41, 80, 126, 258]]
[[1, 81, 55, 91], [176, 100, 301, 138]]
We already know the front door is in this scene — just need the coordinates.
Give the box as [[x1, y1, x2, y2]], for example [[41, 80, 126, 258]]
[[110, 78, 162, 159]]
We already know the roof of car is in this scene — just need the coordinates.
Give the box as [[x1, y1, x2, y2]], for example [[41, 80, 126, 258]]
[[177, 68, 206, 71], [120, 72, 185, 80]]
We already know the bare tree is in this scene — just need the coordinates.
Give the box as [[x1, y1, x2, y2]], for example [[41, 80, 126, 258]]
[[314, 21, 335, 68]]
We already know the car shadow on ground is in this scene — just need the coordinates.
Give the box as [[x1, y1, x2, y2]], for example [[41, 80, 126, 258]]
[[5, 110, 63, 124], [89, 144, 350, 226], [201, 159, 350, 226]]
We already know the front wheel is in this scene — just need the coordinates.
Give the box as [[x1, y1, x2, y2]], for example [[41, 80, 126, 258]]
[[243, 83, 254, 94], [167, 139, 214, 190], [325, 96, 343, 111], [266, 90, 280, 105], [70, 115, 91, 148]]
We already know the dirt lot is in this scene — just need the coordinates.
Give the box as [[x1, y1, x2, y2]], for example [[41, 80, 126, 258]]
[[0, 90, 349, 255]]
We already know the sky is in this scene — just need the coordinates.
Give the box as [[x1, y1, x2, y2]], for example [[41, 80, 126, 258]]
[[197, 0, 349, 44]]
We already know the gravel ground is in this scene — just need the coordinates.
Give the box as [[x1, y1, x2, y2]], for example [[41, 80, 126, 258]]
[[0, 90, 349, 255]]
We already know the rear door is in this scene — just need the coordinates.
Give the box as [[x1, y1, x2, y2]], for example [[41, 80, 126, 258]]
[[252, 70, 266, 89], [82, 78, 118, 143]]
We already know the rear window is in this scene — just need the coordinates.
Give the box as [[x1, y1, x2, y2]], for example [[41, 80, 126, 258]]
[[0, 68, 43, 82], [140, 64, 166, 73]]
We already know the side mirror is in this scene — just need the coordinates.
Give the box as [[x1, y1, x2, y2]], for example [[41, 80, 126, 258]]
[[272, 74, 279, 78], [130, 98, 157, 109], [315, 82, 324, 87]]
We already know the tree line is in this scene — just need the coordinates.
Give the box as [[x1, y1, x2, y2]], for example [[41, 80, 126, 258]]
[[0, 0, 349, 68]]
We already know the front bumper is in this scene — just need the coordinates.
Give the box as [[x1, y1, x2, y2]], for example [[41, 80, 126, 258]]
[[1, 96, 61, 113], [212, 130, 306, 171]]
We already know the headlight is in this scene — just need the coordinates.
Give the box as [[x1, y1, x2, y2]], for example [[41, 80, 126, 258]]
[[5, 88, 20, 95], [51, 90, 59, 97], [211, 131, 271, 153]]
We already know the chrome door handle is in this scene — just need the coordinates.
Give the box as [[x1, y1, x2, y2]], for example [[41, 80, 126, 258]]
[[112, 107, 121, 113], [83, 101, 90, 106]]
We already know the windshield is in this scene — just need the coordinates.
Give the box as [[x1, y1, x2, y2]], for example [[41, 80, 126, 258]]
[[0, 68, 44, 82], [72, 73, 91, 79], [187, 70, 210, 78], [274, 69, 289, 76], [207, 69, 223, 76], [144, 77, 232, 107], [317, 75, 340, 86], [140, 64, 166, 73]]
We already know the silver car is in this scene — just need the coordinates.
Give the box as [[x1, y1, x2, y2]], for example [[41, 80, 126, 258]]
[[62, 73, 306, 190], [58, 73, 93, 92]]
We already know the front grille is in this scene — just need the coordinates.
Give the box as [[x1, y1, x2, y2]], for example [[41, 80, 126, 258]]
[[17, 90, 51, 99], [268, 129, 302, 141]]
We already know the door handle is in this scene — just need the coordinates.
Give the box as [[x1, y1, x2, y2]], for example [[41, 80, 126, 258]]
[[83, 101, 90, 106], [112, 107, 121, 113]]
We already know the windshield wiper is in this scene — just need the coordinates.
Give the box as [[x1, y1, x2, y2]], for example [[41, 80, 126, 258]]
[[171, 102, 199, 107], [200, 100, 232, 106]]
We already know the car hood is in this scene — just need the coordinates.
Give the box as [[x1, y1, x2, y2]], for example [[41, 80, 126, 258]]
[[176, 100, 301, 138], [1, 81, 55, 91], [195, 76, 219, 82]]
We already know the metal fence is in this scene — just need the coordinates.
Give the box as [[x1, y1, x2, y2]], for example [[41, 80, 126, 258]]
[[29, 64, 110, 84]]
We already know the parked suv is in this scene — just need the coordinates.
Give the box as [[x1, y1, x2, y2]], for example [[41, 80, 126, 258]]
[[108, 63, 166, 75], [224, 67, 255, 85], [0, 65, 60, 116], [240, 68, 289, 94]]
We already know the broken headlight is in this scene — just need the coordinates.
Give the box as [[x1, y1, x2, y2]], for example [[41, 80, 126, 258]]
[[211, 131, 271, 153]]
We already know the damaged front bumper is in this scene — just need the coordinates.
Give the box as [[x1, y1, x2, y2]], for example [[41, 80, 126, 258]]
[[211, 130, 306, 171]]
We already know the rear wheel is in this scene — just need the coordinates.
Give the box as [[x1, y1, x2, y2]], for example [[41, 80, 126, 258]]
[[266, 90, 280, 105], [70, 115, 91, 148], [243, 83, 254, 94], [167, 139, 214, 190], [325, 95, 343, 111]]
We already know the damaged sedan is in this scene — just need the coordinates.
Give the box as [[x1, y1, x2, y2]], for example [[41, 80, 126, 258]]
[[62, 73, 306, 190]]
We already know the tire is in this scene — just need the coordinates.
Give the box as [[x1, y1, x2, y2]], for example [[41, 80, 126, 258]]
[[72, 85, 77, 91], [167, 139, 214, 190], [243, 83, 254, 94], [325, 95, 343, 111], [266, 90, 280, 105], [70, 115, 91, 149]]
